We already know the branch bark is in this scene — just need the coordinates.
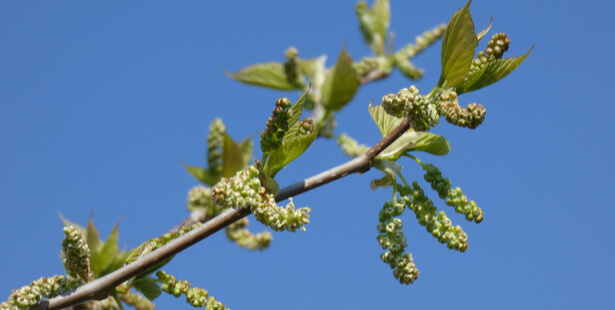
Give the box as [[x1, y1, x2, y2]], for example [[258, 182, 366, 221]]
[[34, 119, 410, 310]]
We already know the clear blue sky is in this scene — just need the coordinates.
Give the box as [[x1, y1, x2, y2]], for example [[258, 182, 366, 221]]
[[1, 1, 614, 309]]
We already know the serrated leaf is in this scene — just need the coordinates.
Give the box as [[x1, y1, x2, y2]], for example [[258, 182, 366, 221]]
[[321, 48, 360, 113], [458, 46, 534, 94], [222, 134, 253, 178], [105, 250, 131, 275], [183, 164, 219, 187], [285, 89, 310, 138], [86, 216, 102, 252], [225, 62, 302, 90], [476, 16, 492, 41], [265, 132, 318, 177], [378, 131, 451, 161], [438, 0, 478, 88], [368, 103, 403, 137], [133, 277, 162, 301], [91, 222, 120, 278]]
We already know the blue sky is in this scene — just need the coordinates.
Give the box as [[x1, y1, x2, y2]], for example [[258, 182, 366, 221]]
[[1, 1, 614, 309]]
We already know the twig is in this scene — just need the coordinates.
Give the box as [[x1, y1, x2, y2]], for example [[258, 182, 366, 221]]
[[33, 119, 410, 310]]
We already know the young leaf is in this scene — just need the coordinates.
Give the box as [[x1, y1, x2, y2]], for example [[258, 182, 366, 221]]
[[86, 217, 102, 253], [225, 62, 303, 90], [265, 132, 318, 177], [222, 134, 253, 178], [285, 89, 310, 138], [321, 47, 360, 113], [377, 131, 450, 161], [438, 0, 478, 88], [91, 222, 120, 278], [369, 103, 404, 137], [133, 276, 162, 301], [476, 16, 492, 41], [457, 46, 534, 94], [183, 164, 219, 187]]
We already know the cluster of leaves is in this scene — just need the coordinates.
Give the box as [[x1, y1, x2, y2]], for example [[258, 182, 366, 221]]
[[226, 0, 447, 137]]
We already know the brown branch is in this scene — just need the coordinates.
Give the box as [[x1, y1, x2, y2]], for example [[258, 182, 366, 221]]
[[34, 119, 410, 310]]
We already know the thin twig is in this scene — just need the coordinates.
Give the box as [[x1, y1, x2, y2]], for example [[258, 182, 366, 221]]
[[33, 119, 410, 310]]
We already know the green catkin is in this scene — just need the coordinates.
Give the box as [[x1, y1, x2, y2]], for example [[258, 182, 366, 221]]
[[212, 165, 310, 232], [156, 271, 229, 310], [260, 98, 292, 153], [62, 226, 94, 283], [400, 182, 469, 252], [1, 276, 66, 309], [207, 119, 226, 177], [226, 218, 272, 250], [437, 90, 486, 129], [187, 185, 222, 216], [376, 199, 420, 284], [337, 133, 369, 158], [381, 85, 440, 131], [446, 187, 484, 223]]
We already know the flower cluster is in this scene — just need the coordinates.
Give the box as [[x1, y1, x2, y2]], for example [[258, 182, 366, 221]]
[[446, 187, 483, 223], [353, 56, 380, 79], [260, 98, 292, 153], [187, 185, 222, 216], [399, 183, 469, 252], [470, 32, 511, 74], [1, 276, 66, 310], [437, 90, 486, 129], [212, 165, 311, 232], [80, 296, 119, 310], [422, 163, 452, 199], [337, 133, 369, 158], [62, 226, 94, 283], [156, 271, 228, 310], [296, 118, 315, 136], [226, 218, 272, 251], [394, 23, 447, 80], [376, 199, 420, 285], [120, 291, 155, 310], [381, 85, 440, 131], [207, 119, 226, 177], [283, 47, 304, 88]]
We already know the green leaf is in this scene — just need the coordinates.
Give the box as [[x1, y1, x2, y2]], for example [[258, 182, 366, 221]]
[[378, 131, 451, 161], [476, 16, 492, 41], [133, 276, 162, 301], [91, 222, 120, 278], [183, 164, 219, 187], [368, 103, 404, 137], [265, 132, 318, 177], [321, 47, 360, 113], [225, 62, 303, 90], [438, 0, 478, 88], [86, 216, 102, 252], [285, 89, 310, 138], [222, 134, 253, 178], [458, 46, 534, 94]]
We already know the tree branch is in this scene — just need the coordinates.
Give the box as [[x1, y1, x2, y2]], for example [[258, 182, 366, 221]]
[[34, 119, 410, 310]]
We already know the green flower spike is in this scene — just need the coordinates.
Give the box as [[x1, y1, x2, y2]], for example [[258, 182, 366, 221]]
[[446, 187, 483, 223], [156, 271, 229, 310], [437, 89, 486, 129], [422, 163, 452, 199], [226, 218, 272, 251], [62, 226, 94, 283], [260, 98, 292, 153], [187, 185, 222, 217], [212, 165, 311, 232], [1, 275, 66, 309], [207, 118, 226, 177], [381, 85, 440, 131], [283, 47, 304, 88], [337, 133, 369, 158], [401, 182, 469, 252], [376, 199, 420, 285]]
